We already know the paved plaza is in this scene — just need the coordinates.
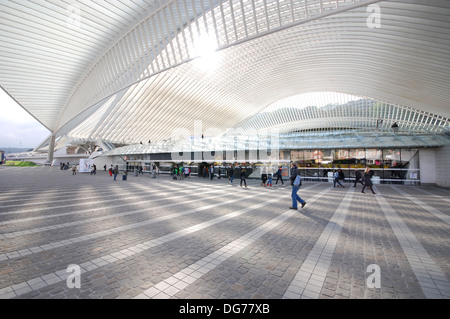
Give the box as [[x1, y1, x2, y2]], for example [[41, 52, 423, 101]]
[[0, 165, 449, 300]]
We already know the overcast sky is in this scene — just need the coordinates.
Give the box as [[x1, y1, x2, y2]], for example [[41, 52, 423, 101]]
[[0, 88, 50, 149]]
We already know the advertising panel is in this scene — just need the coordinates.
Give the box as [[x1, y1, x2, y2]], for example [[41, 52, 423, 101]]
[[79, 159, 94, 173]]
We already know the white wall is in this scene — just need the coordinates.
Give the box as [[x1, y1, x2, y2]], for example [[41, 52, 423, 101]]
[[419, 148, 437, 185], [93, 155, 116, 172], [435, 145, 450, 188]]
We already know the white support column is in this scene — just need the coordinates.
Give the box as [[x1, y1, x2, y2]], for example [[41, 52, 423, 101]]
[[47, 133, 56, 164], [435, 145, 450, 188], [419, 148, 437, 185]]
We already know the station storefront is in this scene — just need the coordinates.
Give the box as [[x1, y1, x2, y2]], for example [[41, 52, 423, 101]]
[[288, 148, 420, 185], [111, 147, 421, 185]]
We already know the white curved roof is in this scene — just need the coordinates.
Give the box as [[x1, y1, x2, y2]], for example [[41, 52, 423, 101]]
[[1, 0, 449, 147]]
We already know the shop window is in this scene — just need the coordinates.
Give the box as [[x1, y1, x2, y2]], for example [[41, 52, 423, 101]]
[[365, 149, 382, 184], [400, 149, 420, 184], [383, 149, 402, 183], [318, 149, 333, 181]]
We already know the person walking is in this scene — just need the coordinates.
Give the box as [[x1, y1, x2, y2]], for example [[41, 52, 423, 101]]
[[113, 165, 119, 181], [266, 166, 273, 187], [209, 165, 214, 180], [151, 164, 157, 178], [179, 164, 184, 180], [353, 168, 364, 187], [228, 166, 235, 184], [275, 166, 284, 186], [361, 167, 376, 194], [338, 169, 345, 184], [240, 167, 247, 188], [72, 164, 77, 175], [289, 163, 306, 210], [392, 122, 399, 134], [333, 170, 345, 187], [261, 166, 268, 187], [172, 165, 178, 180]]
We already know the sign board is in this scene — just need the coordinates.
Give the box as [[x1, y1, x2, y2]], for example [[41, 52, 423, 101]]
[[79, 159, 94, 173]]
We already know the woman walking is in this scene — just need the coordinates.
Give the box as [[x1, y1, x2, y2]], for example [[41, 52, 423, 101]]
[[361, 167, 376, 194]]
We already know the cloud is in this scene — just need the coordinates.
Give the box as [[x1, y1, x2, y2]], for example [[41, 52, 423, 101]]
[[0, 89, 50, 148]]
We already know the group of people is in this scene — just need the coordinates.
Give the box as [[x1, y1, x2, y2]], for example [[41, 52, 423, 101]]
[[201, 165, 219, 180], [104, 164, 159, 180], [354, 167, 376, 194], [332, 167, 376, 194], [260, 166, 286, 187], [289, 164, 377, 210], [172, 165, 191, 180], [225, 165, 286, 188], [333, 169, 346, 188], [227, 166, 249, 188], [73, 160, 376, 208], [107, 165, 120, 180]]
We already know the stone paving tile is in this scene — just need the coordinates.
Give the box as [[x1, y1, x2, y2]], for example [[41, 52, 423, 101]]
[[0, 166, 449, 300]]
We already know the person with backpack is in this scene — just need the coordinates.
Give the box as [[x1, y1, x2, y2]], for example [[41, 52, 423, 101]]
[[172, 165, 178, 180], [289, 163, 306, 210], [275, 166, 284, 186], [333, 170, 345, 188]]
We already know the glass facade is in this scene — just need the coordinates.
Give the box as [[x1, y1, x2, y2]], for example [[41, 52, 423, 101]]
[[110, 147, 422, 185], [289, 148, 420, 185]]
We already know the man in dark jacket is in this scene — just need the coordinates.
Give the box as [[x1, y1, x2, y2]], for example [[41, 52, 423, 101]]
[[113, 165, 119, 181], [275, 166, 284, 185], [240, 168, 247, 188], [290, 163, 306, 210], [353, 169, 364, 187], [228, 166, 235, 184]]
